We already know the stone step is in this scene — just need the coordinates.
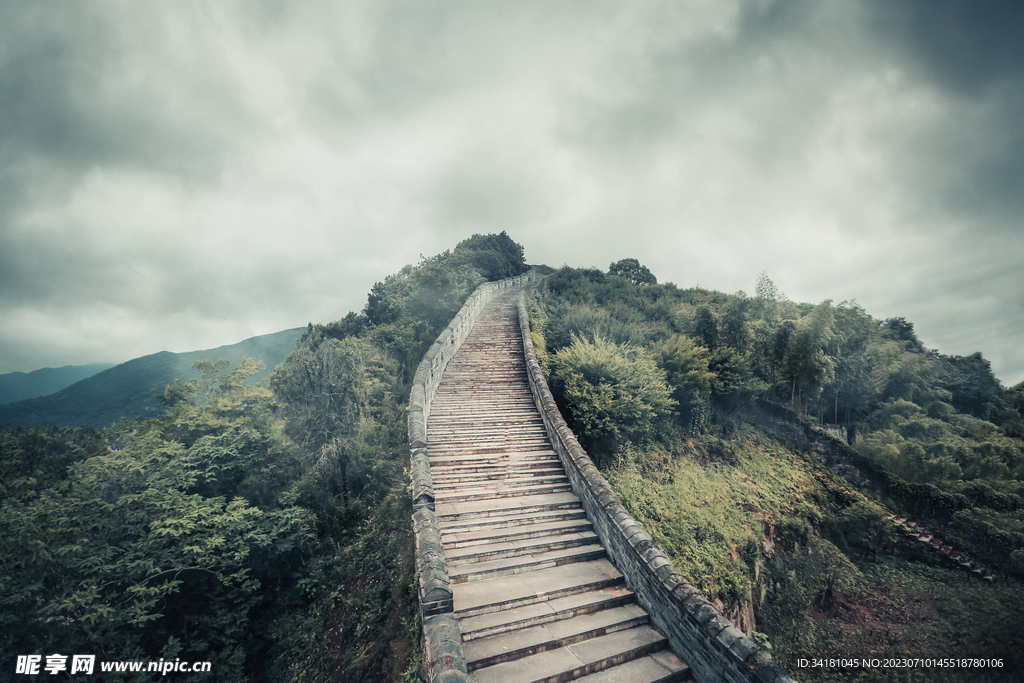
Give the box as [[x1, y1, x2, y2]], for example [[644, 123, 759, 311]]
[[442, 508, 589, 536], [433, 474, 570, 494], [428, 430, 552, 440], [437, 492, 582, 523], [432, 466, 567, 485], [453, 559, 624, 619], [429, 408, 541, 416], [429, 412, 539, 421], [470, 625, 672, 683], [460, 584, 639, 642], [447, 531, 600, 566], [429, 440, 553, 451], [574, 651, 691, 683], [431, 394, 534, 402], [435, 477, 566, 492], [429, 439, 551, 450], [430, 459, 562, 478], [430, 442, 550, 451], [434, 481, 573, 504], [449, 543, 607, 584], [434, 394, 531, 399], [430, 460, 560, 476], [443, 517, 594, 550], [464, 604, 649, 670], [428, 451, 557, 467], [432, 388, 533, 396], [428, 423, 544, 432]]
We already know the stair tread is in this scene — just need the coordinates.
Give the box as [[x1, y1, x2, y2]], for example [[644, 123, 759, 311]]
[[448, 543, 606, 581], [573, 650, 691, 683], [447, 531, 599, 563], [466, 607, 648, 669], [470, 626, 668, 683], [444, 517, 593, 547], [442, 509, 588, 535], [462, 591, 641, 648], [437, 491, 581, 519], [453, 559, 622, 615]]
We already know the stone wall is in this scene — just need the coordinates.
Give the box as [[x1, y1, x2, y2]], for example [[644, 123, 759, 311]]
[[515, 294, 795, 683], [408, 271, 536, 683]]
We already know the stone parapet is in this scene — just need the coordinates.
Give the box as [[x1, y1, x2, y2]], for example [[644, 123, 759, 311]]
[[515, 293, 795, 683], [407, 269, 537, 682]]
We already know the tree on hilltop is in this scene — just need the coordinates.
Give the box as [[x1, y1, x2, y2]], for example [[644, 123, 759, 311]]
[[608, 258, 657, 286]]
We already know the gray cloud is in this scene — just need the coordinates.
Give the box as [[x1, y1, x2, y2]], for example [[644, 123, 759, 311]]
[[1, 0, 1022, 386]]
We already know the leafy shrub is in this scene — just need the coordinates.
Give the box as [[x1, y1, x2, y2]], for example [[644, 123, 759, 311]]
[[549, 335, 675, 456]]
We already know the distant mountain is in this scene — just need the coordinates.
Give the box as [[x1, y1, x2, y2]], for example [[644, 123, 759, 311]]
[[0, 363, 116, 406], [0, 328, 305, 429]]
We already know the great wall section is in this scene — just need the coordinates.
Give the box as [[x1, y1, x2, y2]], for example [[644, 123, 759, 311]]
[[408, 272, 794, 683]]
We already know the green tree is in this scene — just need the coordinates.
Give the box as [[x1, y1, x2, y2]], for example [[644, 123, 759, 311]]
[[653, 334, 715, 426], [608, 258, 657, 286], [783, 301, 835, 412], [719, 296, 751, 353], [0, 376, 314, 679], [453, 230, 527, 280], [693, 305, 719, 350]]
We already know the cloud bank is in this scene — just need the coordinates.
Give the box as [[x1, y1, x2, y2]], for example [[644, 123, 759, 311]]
[[2, 0, 1021, 385]]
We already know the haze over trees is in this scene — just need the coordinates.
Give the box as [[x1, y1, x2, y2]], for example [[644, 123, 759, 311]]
[[0, 329, 304, 429], [0, 363, 115, 406], [0, 232, 527, 682]]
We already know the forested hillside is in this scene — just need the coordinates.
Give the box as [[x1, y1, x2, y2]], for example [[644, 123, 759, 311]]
[[0, 329, 305, 429], [527, 262, 1024, 682], [5, 239, 1020, 682], [0, 232, 527, 682], [0, 363, 115, 406]]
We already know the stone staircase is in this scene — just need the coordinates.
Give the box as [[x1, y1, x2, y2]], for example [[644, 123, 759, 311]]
[[427, 293, 691, 683]]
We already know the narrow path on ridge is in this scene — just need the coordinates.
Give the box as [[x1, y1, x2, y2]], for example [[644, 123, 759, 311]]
[[427, 291, 691, 683]]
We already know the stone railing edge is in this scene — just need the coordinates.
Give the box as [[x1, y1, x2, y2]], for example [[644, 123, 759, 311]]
[[515, 292, 796, 683], [408, 269, 537, 683]]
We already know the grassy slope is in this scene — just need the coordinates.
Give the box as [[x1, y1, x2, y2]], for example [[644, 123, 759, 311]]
[[604, 418, 1024, 682]]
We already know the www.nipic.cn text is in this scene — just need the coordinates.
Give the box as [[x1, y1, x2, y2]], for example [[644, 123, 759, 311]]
[[16, 655, 212, 676]]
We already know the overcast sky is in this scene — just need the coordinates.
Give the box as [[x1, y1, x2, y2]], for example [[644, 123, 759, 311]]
[[2, 0, 1022, 386]]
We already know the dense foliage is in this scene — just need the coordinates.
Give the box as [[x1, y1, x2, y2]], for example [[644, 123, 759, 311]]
[[531, 264, 1023, 499], [529, 261, 1024, 681], [0, 233, 528, 682]]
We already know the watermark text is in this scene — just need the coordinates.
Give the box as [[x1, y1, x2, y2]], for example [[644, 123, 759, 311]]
[[16, 654, 212, 676]]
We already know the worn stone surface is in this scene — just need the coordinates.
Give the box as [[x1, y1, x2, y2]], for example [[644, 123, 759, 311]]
[[409, 272, 536, 681]]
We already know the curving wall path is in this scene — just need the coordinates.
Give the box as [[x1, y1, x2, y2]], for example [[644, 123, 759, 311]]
[[408, 273, 794, 683], [408, 272, 538, 683]]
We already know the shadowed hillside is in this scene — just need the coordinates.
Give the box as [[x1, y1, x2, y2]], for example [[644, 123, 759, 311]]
[[0, 363, 115, 406], [0, 328, 304, 428]]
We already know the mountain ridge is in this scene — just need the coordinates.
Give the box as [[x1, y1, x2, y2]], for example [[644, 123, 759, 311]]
[[0, 328, 305, 429], [0, 363, 116, 406]]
